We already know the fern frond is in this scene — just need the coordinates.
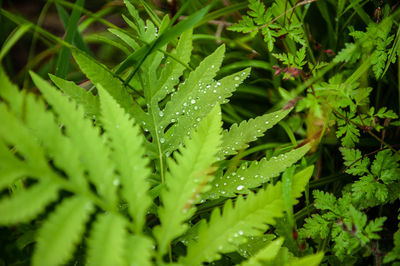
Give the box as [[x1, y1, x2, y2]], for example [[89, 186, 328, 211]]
[[98, 85, 151, 233], [49, 74, 100, 118], [33, 197, 94, 266], [181, 165, 312, 265], [154, 105, 222, 255], [30, 72, 116, 205], [153, 29, 192, 103], [126, 235, 154, 266], [71, 50, 149, 123], [217, 109, 292, 159], [181, 182, 285, 265], [165, 67, 251, 154], [108, 28, 139, 50], [0, 66, 25, 117], [291, 165, 314, 205], [241, 238, 284, 266], [0, 179, 59, 224], [23, 93, 87, 188], [0, 139, 29, 190], [162, 45, 225, 126], [204, 144, 310, 199], [86, 213, 127, 266]]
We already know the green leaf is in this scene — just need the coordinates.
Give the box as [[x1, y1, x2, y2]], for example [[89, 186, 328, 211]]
[[287, 252, 324, 266], [154, 105, 222, 255], [241, 238, 284, 266], [33, 197, 94, 266], [98, 85, 151, 233], [300, 214, 332, 239], [0, 179, 59, 224], [30, 72, 116, 204], [181, 182, 286, 265], [87, 213, 127, 266], [204, 144, 310, 199], [49, 74, 100, 118], [125, 235, 154, 266], [217, 109, 292, 159], [116, 4, 210, 77], [313, 190, 337, 212], [153, 29, 193, 103], [23, 93, 87, 188], [340, 147, 370, 176], [71, 50, 148, 123]]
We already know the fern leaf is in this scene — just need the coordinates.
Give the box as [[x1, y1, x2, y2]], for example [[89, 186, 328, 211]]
[[181, 164, 311, 265], [33, 197, 94, 266], [287, 252, 324, 266], [126, 235, 154, 266], [30, 72, 116, 204], [98, 85, 151, 233], [49, 74, 100, 118], [217, 108, 292, 159], [87, 213, 127, 266], [0, 179, 59, 224], [153, 29, 192, 103], [154, 105, 222, 255], [181, 182, 285, 265], [0, 139, 29, 190], [0, 66, 25, 117], [108, 28, 139, 50], [71, 50, 149, 123], [23, 94, 87, 188], [0, 103, 49, 170], [162, 45, 225, 126], [165, 67, 251, 154], [241, 238, 284, 266], [291, 165, 314, 205], [204, 144, 310, 199]]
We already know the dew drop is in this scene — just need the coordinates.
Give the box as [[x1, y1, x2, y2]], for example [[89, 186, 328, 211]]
[[159, 111, 164, 117], [116, 124, 120, 129], [191, 99, 196, 104], [160, 138, 165, 144], [113, 179, 120, 186], [234, 76, 239, 81], [236, 185, 244, 191]]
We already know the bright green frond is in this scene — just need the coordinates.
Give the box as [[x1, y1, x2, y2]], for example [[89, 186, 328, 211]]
[[0, 139, 30, 190], [164, 67, 251, 154], [98, 85, 151, 233], [153, 29, 193, 103], [49, 74, 100, 118], [162, 45, 225, 126], [0, 179, 59, 224], [204, 144, 310, 199], [30, 72, 116, 205], [33, 197, 94, 266], [126, 235, 154, 266], [217, 108, 292, 159], [23, 94, 87, 188], [154, 105, 223, 256], [71, 50, 149, 123], [241, 238, 284, 266], [87, 213, 127, 266], [181, 182, 285, 265], [0, 66, 25, 117]]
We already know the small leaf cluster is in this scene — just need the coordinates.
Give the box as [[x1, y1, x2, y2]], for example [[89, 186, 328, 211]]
[[228, 0, 306, 51], [299, 191, 386, 261]]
